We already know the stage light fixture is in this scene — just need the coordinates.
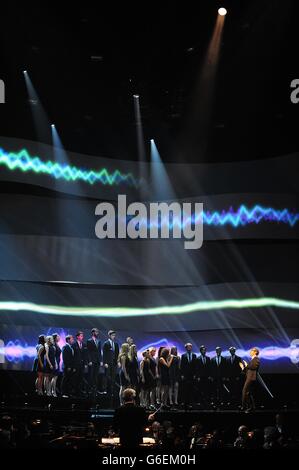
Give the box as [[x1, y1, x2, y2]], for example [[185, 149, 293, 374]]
[[133, 94, 139, 99], [218, 7, 227, 16]]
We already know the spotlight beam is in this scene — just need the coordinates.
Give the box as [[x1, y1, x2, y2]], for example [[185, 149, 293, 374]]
[[182, 10, 226, 159], [133, 95, 148, 197], [23, 70, 51, 145]]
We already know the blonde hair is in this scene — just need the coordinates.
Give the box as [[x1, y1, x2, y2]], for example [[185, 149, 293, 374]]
[[251, 347, 260, 356], [46, 335, 54, 345], [118, 342, 130, 361], [128, 344, 137, 361]]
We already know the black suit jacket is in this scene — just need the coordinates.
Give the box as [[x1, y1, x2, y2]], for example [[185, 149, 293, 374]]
[[196, 355, 211, 378], [72, 341, 87, 369], [103, 340, 119, 367], [87, 338, 102, 364], [113, 403, 147, 447], [226, 355, 242, 377], [180, 352, 197, 379], [62, 344, 74, 370], [211, 356, 227, 378]]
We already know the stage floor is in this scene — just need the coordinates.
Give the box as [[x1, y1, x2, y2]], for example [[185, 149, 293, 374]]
[[1, 395, 298, 425]]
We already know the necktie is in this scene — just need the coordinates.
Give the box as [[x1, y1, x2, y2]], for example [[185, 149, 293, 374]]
[[203, 356, 206, 365], [188, 353, 191, 362], [111, 341, 115, 352], [217, 357, 220, 366], [231, 356, 233, 363]]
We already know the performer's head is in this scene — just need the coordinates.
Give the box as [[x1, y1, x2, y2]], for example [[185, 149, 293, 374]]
[[46, 335, 54, 346], [229, 346, 236, 356], [199, 345, 206, 356], [215, 346, 222, 356], [122, 388, 136, 404], [38, 335, 46, 345], [160, 348, 170, 359], [65, 335, 74, 345], [158, 346, 165, 358], [119, 342, 130, 358], [185, 343, 193, 352], [76, 331, 84, 342], [129, 343, 137, 358], [108, 330, 116, 341], [91, 328, 99, 338], [149, 347, 156, 357], [170, 346, 177, 356], [126, 336, 134, 346], [52, 333, 60, 344], [250, 347, 259, 357], [142, 349, 150, 359]]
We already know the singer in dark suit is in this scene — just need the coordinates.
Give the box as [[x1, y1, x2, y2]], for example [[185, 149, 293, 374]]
[[211, 347, 227, 403], [103, 330, 120, 404], [87, 328, 102, 395], [61, 335, 75, 397], [241, 347, 260, 412], [72, 331, 87, 397], [180, 343, 197, 407], [196, 345, 211, 406], [226, 346, 243, 404]]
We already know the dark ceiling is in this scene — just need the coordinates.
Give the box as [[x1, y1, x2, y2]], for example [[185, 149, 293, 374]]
[[1, 0, 299, 163]]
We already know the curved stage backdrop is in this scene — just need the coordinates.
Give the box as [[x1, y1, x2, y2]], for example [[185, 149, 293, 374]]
[[0, 137, 298, 374]]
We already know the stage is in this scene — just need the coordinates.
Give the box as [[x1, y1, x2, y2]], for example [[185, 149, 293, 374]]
[[1, 370, 298, 435], [1, 1, 299, 457]]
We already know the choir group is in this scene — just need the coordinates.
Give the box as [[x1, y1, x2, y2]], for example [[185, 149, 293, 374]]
[[33, 328, 256, 410]]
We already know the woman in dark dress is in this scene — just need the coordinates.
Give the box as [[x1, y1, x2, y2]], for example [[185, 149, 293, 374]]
[[159, 348, 173, 409], [155, 347, 164, 406], [140, 350, 155, 408], [169, 346, 180, 406], [44, 335, 56, 396], [33, 335, 46, 395], [51, 333, 61, 397], [118, 343, 130, 404], [128, 344, 139, 389], [149, 347, 158, 409]]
